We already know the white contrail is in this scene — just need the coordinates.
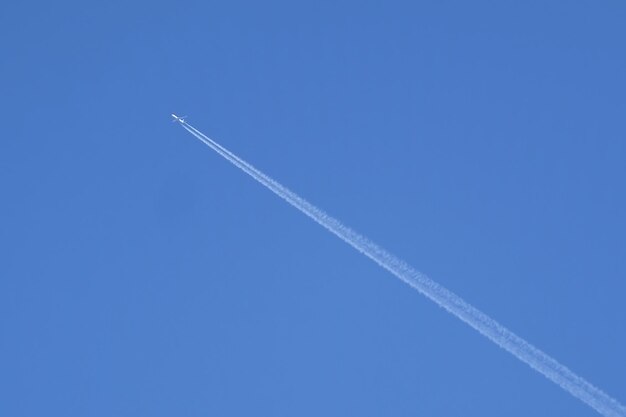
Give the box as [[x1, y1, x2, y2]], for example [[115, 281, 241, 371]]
[[177, 120, 625, 417]]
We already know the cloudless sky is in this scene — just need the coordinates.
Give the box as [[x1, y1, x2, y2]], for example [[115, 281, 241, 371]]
[[1, 1, 625, 416]]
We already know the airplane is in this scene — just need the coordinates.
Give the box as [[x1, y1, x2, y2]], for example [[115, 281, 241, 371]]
[[171, 114, 187, 123]]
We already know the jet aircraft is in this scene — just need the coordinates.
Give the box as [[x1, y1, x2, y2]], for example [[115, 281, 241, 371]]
[[171, 114, 187, 123]]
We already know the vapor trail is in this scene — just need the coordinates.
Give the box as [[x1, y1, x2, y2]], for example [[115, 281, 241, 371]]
[[178, 120, 625, 417]]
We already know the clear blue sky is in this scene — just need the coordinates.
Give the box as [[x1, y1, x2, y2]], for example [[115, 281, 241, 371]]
[[1, 1, 625, 416]]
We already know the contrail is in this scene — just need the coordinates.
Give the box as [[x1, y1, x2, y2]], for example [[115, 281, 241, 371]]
[[177, 120, 625, 417]]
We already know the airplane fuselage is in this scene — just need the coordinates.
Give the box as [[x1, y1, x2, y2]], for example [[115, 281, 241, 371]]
[[171, 114, 185, 123]]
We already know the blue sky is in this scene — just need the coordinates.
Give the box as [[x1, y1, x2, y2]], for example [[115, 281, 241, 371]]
[[1, 1, 625, 416]]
